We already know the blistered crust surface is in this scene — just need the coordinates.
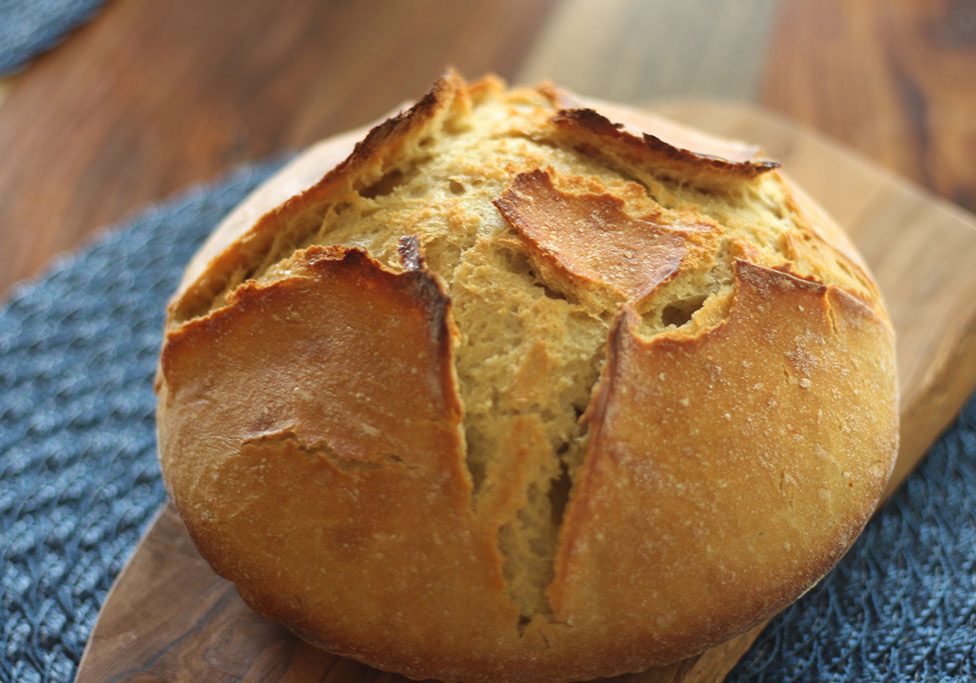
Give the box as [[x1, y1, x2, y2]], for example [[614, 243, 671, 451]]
[[157, 71, 898, 682]]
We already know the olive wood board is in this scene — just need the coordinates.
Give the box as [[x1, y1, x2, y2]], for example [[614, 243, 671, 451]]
[[76, 100, 976, 683]]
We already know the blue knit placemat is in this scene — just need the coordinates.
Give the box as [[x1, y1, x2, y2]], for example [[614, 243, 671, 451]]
[[0, 160, 973, 682], [0, 0, 106, 75]]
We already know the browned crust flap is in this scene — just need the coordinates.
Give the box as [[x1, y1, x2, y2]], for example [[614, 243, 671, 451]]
[[163, 244, 461, 422], [552, 107, 780, 177], [493, 168, 695, 303]]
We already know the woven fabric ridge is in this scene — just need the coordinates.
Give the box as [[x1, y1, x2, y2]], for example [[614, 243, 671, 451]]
[[0, 0, 106, 75], [0, 157, 973, 682]]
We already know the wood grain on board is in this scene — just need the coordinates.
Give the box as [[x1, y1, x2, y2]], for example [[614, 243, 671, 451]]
[[75, 101, 976, 683]]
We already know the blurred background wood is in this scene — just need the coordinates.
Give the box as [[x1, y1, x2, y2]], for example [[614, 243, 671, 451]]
[[516, 0, 779, 100], [1, 0, 974, 297], [763, 0, 976, 211]]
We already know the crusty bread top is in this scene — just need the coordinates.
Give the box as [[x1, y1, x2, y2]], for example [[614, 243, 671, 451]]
[[156, 71, 897, 682]]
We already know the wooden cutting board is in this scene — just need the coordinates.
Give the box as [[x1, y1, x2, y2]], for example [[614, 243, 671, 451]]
[[76, 101, 976, 683]]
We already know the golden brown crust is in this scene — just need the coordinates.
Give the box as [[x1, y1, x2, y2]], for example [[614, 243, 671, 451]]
[[159, 245, 518, 679], [169, 68, 467, 325], [549, 260, 895, 668], [156, 73, 898, 682], [493, 169, 695, 305], [171, 126, 370, 303]]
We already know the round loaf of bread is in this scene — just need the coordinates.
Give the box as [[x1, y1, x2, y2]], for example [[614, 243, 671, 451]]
[[156, 71, 898, 682]]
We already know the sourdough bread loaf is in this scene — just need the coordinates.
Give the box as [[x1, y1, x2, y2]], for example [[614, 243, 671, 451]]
[[156, 71, 898, 682]]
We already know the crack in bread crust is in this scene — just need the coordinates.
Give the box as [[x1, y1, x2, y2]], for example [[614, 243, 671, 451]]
[[157, 71, 898, 681]]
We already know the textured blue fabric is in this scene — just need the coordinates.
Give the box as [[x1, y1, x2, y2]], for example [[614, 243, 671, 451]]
[[0, 160, 286, 682], [0, 0, 105, 75], [729, 395, 976, 682], [0, 159, 973, 681]]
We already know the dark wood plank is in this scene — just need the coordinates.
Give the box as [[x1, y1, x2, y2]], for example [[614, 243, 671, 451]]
[[76, 101, 976, 683], [762, 0, 976, 212], [0, 0, 557, 296]]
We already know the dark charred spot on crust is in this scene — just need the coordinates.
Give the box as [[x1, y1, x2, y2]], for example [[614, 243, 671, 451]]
[[340, 73, 454, 176], [304, 245, 459, 418], [551, 109, 622, 139], [398, 234, 427, 271], [552, 108, 781, 178]]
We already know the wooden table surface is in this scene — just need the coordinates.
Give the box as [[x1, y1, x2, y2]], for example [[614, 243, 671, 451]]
[[1, 0, 974, 298]]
